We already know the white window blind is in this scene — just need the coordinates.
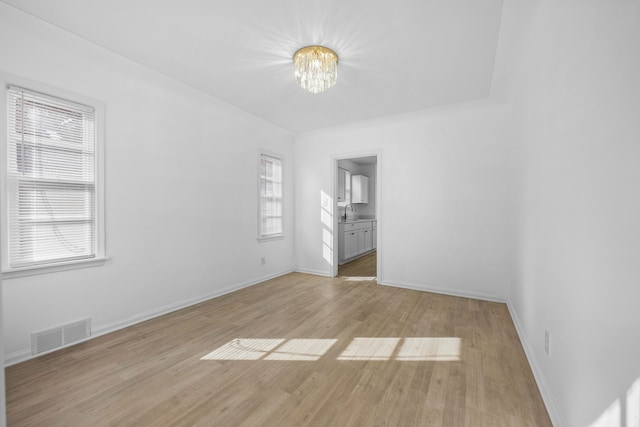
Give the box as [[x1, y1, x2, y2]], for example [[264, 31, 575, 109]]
[[6, 85, 97, 268], [259, 154, 283, 238]]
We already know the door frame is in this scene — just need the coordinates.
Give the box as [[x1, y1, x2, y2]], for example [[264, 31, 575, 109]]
[[331, 150, 383, 282]]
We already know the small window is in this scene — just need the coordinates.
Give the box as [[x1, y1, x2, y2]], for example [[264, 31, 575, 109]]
[[3, 83, 104, 272], [258, 153, 283, 239]]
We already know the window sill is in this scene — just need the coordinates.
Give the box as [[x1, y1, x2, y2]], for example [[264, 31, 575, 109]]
[[2, 256, 109, 279], [257, 234, 285, 242]]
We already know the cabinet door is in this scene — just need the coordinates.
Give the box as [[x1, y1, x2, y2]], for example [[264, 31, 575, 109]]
[[371, 221, 377, 250], [363, 229, 373, 252], [345, 232, 357, 259], [356, 230, 366, 254], [351, 175, 369, 204]]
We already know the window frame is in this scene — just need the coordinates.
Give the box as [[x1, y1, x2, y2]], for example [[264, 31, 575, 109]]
[[0, 73, 106, 278], [257, 150, 284, 241]]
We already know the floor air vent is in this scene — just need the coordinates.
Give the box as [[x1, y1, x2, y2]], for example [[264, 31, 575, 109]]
[[31, 318, 91, 355]]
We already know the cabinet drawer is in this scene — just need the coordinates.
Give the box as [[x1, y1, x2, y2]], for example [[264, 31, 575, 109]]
[[341, 222, 358, 231], [340, 221, 373, 232], [341, 222, 368, 230], [358, 221, 371, 230], [354, 221, 371, 231]]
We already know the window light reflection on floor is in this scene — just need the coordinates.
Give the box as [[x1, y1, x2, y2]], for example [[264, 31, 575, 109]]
[[201, 338, 285, 360], [337, 337, 400, 361], [397, 337, 461, 361], [264, 339, 337, 361], [202, 337, 461, 362], [201, 338, 337, 361], [337, 337, 461, 361], [343, 276, 377, 282]]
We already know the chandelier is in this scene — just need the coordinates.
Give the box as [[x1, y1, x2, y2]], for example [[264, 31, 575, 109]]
[[293, 45, 338, 94]]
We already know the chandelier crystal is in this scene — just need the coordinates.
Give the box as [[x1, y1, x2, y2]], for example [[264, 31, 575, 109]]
[[293, 45, 338, 94]]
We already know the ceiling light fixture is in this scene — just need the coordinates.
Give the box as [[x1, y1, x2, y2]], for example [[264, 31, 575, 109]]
[[293, 45, 338, 94]]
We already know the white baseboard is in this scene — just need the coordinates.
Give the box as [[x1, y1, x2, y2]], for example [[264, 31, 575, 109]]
[[294, 268, 333, 277], [4, 349, 30, 367], [507, 302, 566, 427], [378, 279, 507, 303], [4, 269, 294, 367], [293, 272, 506, 304]]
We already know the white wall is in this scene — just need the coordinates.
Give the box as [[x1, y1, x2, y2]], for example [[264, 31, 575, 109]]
[[294, 100, 511, 301], [0, 4, 295, 363], [497, 0, 640, 425]]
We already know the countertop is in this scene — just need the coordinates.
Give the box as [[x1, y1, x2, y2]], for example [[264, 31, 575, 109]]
[[339, 218, 376, 224]]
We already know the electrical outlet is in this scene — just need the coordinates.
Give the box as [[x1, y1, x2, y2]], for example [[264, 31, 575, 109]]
[[261, 256, 266, 265], [545, 330, 550, 356]]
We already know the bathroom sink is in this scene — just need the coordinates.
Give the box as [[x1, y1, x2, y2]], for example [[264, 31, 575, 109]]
[[340, 218, 371, 223]]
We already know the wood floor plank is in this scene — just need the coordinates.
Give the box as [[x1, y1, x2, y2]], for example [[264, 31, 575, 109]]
[[6, 271, 552, 426], [338, 251, 376, 278]]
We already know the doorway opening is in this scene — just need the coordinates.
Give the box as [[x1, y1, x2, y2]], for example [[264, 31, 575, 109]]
[[333, 154, 379, 281]]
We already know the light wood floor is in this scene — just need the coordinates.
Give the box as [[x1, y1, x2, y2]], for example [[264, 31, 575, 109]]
[[338, 251, 376, 278], [7, 273, 551, 426]]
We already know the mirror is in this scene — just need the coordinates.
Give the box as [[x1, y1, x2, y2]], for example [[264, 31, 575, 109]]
[[337, 167, 351, 207]]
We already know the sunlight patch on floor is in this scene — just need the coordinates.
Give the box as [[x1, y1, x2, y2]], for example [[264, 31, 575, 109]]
[[202, 337, 461, 362], [397, 337, 461, 361], [343, 276, 376, 282], [201, 338, 337, 361], [201, 338, 285, 360], [337, 337, 400, 361], [264, 339, 337, 361], [337, 337, 461, 361]]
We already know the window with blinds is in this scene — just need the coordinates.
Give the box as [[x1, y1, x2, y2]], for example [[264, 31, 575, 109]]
[[6, 85, 97, 268], [259, 153, 283, 239]]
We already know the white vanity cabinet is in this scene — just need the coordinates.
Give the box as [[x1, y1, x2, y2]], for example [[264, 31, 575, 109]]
[[351, 175, 369, 204], [339, 220, 376, 264]]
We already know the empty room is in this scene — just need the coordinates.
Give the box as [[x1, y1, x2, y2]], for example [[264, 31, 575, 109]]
[[0, 0, 639, 426]]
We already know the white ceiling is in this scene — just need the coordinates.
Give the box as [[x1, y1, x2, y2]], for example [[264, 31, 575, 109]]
[[3, 0, 504, 133]]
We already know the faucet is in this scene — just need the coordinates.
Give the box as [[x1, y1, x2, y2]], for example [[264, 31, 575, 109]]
[[343, 204, 355, 221]]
